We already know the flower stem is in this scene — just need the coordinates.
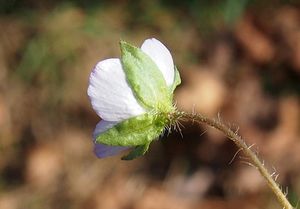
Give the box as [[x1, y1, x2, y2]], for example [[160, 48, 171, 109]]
[[179, 112, 294, 209]]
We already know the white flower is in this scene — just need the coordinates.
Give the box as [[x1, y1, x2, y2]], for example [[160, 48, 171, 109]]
[[87, 38, 176, 158]]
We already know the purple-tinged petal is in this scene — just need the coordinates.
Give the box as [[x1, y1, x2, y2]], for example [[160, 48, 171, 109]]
[[93, 120, 130, 158], [93, 120, 118, 140], [94, 143, 129, 158]]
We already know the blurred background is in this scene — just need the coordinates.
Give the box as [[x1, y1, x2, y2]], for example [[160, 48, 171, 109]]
[[1, 0, 300, 208]]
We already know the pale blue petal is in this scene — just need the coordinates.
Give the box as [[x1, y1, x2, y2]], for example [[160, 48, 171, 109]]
[[93, 120, 117, 140], [94, 143, 129, 158], [93, 120, 129, 158]]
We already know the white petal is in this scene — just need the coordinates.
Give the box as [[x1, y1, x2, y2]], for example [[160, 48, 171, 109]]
[[87, 58, 145, 121], [93, 120, 129, 158], [141, 38, 174, 86]]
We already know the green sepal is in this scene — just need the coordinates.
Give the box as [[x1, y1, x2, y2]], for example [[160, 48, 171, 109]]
[[121, 143, 150, 160], [120, 41, 172, 111], [170, 66, 181, 93], [95, 113, 165, 146]]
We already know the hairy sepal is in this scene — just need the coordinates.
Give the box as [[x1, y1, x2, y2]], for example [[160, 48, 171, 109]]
[[120, 41, 172, 112], [95, 113, 165, 146], [121, 143, 150, 160], [170, 66, 181, 94]]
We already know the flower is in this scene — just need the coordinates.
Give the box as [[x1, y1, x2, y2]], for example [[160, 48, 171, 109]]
[[87, 38, 181, 160]]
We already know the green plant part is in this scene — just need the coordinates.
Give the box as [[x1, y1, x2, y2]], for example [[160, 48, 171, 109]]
[[88, 38, 180, 160]]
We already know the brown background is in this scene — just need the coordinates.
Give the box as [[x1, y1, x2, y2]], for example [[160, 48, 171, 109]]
[[0, 0, 300, 208]]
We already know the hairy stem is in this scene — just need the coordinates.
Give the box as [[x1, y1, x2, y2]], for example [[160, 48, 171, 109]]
[[179, 112, 294, 209]]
